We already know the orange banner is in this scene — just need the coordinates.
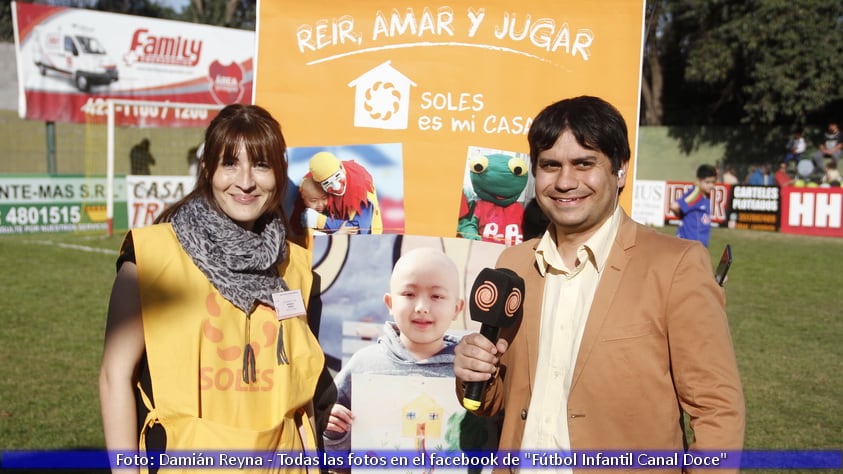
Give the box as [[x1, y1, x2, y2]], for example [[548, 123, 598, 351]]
[[256, 1, 644, 238]]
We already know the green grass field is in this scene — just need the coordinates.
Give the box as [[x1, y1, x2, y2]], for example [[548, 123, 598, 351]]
[[1, 227, 841, 472]]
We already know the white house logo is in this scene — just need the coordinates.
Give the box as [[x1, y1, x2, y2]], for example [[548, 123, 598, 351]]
[[348, 61, 416, 130]]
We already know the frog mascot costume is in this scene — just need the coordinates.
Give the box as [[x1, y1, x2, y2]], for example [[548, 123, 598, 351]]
[[457, 153, 529, 246]]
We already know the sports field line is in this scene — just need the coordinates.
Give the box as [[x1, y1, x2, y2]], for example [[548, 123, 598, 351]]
[[24, 239, 119, 255]]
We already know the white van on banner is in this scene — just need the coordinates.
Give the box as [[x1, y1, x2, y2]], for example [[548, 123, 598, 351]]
[[12, 1, 254, 126]]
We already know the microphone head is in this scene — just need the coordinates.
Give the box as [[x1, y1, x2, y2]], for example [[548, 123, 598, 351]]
[[469, 267, 525, 328]]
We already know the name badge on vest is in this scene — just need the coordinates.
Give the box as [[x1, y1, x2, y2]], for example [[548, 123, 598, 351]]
[[272, 289, 306, 320]]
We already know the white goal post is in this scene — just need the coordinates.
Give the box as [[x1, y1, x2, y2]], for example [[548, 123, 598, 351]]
[[105, 99, 224, 236]]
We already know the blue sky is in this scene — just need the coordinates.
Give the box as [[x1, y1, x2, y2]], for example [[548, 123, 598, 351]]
[[151, 0, 192, 12]]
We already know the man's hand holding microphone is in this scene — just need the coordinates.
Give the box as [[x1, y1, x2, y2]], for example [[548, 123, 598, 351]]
[[454, 267, 524, 411]]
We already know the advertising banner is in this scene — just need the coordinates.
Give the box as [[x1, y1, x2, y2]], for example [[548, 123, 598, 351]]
[[726, 185, 780, 232], [665, 181, 731, 227], [631, 179, 666, 227], [255, 1, 645, 238], [126, 175, 195, 229], [0, 175, 128, 234], [12, 2, 254, 126], [779, 186, 843, 238]]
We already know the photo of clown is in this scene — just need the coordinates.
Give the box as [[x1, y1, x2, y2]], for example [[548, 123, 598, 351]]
[[456, 146, 533, 247], [287, 143, 405, 235]]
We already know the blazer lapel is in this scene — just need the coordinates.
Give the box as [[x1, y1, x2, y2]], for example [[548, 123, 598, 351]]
[[569, 212, 636, 392]]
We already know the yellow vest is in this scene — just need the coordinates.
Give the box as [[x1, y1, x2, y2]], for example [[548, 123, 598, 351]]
[[132, 224, 324, 473]]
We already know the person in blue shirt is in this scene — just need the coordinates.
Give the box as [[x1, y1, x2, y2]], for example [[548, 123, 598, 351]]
[[670, 164, 717, 247], [747, 163, 773, 185]]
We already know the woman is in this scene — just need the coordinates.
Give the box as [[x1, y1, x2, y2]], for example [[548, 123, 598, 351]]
[[99, 104, 324, 472]]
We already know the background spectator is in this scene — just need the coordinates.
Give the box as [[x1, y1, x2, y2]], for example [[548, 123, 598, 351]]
[[784, 130, 807, 166], [812, 122, 842, 170], [822, 161, 841, 187], [187, 143, 202, 176], [747, 163, 773, 185], [129, 138, 155, 175], [670, 163, 717, 247], [774, 161, 794, 187], [722, 165, 740, 185]]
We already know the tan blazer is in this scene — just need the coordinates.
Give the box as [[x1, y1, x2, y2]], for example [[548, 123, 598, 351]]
[[458, 211, 744, 473]]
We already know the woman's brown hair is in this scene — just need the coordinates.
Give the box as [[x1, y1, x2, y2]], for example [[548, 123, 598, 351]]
[[156, 104, 289, 226]]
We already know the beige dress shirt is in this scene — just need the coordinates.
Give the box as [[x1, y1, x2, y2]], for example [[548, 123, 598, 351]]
[[521, 206, 621, 454]]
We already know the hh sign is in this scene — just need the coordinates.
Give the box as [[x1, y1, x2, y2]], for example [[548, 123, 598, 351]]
[[780, 187, 843, 238]]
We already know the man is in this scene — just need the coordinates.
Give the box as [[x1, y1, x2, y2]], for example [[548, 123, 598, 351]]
[[669, 164, 717, 247], [454, 96, 744, 473], [129, 138, 155, 175], [812, 122, 842, 170], [747, 163, 773, 185]]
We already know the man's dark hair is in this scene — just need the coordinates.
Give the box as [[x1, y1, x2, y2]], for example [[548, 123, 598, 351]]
[[527, 96, 630, 175], [696, 164, 718, 180]]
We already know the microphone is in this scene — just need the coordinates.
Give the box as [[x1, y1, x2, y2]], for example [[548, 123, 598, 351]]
[[462, 267, 525, 411]]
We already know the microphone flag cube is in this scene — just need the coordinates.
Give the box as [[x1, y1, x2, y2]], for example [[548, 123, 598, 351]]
[[469, 267, 524, 329]]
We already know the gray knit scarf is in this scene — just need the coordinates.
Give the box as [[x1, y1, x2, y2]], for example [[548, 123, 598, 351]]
[[171, 197, 289, 315], [171, 198, 292, 382]]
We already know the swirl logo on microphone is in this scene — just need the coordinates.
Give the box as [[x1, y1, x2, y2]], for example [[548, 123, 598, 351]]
[[504, 288, 523, 318], [469, 268, 524, 328], [473, 281, 498, 312]]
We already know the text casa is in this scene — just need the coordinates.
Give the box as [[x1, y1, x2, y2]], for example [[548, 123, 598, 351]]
[[132, 181, 188, 200]]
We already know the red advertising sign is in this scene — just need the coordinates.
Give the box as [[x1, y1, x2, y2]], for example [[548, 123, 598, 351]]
[[664, 181, 730, 226], [779, 186, 843, 238], [12, 2, 254, 127]]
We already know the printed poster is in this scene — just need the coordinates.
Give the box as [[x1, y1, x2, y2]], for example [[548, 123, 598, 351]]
[[256, 1, 646, 238], [287, 144, 406, 234], [352, 374, 496, 473], [312, 234, 504, 370], [457, 146, 534, 246]]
